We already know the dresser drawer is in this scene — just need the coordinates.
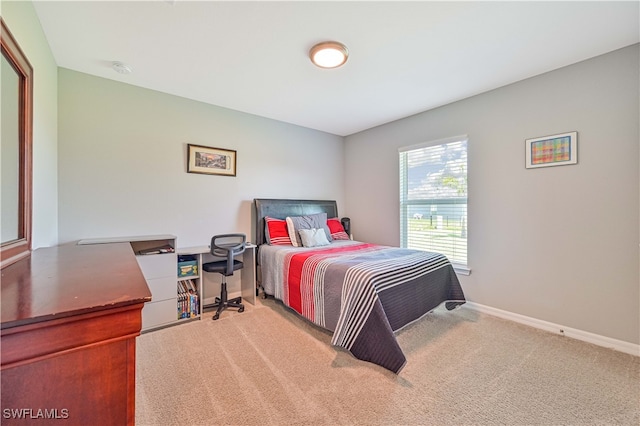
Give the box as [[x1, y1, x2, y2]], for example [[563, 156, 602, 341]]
[[147, 276, 176, 301], [135, 253, 176, 279], [142, 299, 178, 330]]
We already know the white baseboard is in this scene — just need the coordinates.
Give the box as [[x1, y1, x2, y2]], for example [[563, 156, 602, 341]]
[[463, 302, 640, 357]]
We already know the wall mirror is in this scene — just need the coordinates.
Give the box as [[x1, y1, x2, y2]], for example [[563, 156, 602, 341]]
[[1, 18, 33, 269]]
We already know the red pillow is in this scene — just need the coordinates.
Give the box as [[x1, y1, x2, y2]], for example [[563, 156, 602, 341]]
[[327, 218, 350, 240], [265, 217, 293, 245]]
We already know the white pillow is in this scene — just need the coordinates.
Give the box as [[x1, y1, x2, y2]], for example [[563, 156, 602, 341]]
[[285, 213, 331, 247], [298, 228, 330, 248]]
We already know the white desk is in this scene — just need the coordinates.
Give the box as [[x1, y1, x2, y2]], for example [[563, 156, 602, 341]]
[[78, 236, 256, 329], [177, 243, 257, 307]]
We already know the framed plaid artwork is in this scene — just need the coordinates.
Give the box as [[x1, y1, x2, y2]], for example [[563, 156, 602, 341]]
[[525, 131, 577, 169]]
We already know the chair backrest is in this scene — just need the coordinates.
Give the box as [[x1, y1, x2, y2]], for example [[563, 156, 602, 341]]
[[210, 234, 246, 276]]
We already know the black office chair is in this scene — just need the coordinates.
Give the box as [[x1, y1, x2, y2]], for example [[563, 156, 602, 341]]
[[202, 234, 246, 320]]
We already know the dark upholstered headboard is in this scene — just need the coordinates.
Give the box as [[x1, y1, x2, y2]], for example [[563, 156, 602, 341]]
[[254, 199, 339, 246]]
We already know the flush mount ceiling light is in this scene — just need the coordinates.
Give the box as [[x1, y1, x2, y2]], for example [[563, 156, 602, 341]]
[[112, 61, 132, 75], [309, 41, 348, 69]]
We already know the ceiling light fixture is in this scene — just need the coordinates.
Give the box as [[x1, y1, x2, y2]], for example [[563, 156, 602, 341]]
[[309, 41, 348, 69], [112, 61, 132, 75]]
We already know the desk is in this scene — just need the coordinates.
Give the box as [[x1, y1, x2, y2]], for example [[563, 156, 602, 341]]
[[1, 243, 151, 425], [177, 244, 256, 308]]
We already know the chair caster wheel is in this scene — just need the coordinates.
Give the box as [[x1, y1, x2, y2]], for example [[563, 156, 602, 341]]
[[212, 314, 220, 320], [238, 307, 245, 313]]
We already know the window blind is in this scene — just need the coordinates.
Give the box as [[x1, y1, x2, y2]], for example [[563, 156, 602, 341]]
[[399, 137, 468, 266]]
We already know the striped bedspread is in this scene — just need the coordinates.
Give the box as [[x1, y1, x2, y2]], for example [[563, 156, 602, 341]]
[[259, 241, 466, 373]]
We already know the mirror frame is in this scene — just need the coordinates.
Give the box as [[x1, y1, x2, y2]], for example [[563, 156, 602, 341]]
[[1, 18, 33, 269]]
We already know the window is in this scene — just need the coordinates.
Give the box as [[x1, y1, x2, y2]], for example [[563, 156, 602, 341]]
[[399, 136, 468, 271]]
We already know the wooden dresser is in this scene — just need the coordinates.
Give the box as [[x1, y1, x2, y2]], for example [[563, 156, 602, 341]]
[[1, 242, 151, 425]]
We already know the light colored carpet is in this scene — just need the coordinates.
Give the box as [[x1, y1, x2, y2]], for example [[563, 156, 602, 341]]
[[135, 298, 639, 425]]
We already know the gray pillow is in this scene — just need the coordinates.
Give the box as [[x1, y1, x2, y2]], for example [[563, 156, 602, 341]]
[[285, 213, 332, 247]]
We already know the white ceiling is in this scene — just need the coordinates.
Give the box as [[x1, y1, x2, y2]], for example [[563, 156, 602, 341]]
[[33, 1, 639, 136]]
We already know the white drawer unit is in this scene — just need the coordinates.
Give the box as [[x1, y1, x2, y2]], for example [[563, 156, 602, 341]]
[[129, 237, 178, 331], [78, 234, 197, 332]]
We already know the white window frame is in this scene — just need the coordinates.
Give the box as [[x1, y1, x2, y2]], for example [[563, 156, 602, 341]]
[[399, 135, 470, 275]]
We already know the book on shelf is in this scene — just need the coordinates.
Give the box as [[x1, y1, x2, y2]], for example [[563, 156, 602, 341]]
[[177, 279, 199, 319]]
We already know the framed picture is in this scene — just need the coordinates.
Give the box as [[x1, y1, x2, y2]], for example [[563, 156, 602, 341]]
[[525, 131, 577, 169], [187, 144, 236, 176]]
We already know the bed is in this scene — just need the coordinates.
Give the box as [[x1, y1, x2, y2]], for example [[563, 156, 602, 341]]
[[254, 198, 465, 373]]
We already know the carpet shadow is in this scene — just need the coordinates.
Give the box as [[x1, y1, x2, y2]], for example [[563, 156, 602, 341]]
[[395, 303, 479, 356], [259, 295, 477, 381]]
